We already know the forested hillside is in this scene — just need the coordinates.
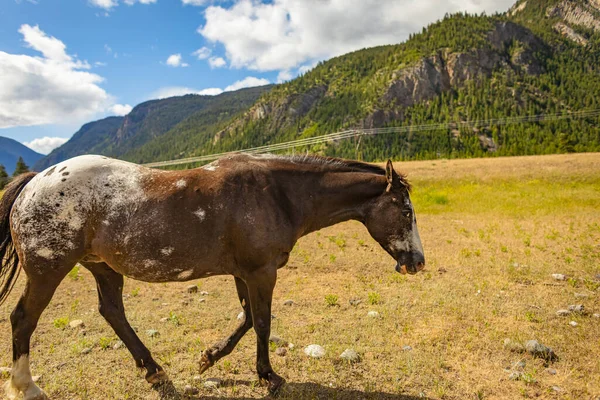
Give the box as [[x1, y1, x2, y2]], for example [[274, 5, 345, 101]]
[[34, 86, 271, 170], [0, 136, 42, 175], [38, 0, 600, 167], [34, 116, 124, 171], [194, 0, 600, 162]]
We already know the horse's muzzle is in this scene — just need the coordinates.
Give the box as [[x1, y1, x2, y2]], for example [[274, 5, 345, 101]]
[[395, 252, 425, 275]]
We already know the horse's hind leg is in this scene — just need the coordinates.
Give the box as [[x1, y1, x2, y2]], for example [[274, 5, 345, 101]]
[[83, 262, 168, 384], [6, 270, 68, 400], [199, 277, 252, 374]]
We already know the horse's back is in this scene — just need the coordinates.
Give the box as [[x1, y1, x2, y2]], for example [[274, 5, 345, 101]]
[[10, 155, 150, 264]]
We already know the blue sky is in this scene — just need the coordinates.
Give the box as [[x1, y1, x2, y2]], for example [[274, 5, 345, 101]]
[[0, 0, 515, 154]]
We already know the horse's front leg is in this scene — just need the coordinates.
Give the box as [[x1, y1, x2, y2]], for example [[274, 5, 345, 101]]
[[245, 266, 285, 396], [199, 277, 253, 374]]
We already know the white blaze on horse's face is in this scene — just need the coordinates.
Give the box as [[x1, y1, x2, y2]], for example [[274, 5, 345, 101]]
[[388, 197, 423, 256], [366, 160, 425, 275], [391, 195, 425, 275]]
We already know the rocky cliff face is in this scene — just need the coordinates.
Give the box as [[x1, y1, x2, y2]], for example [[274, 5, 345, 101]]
[[544, 0, 600, 44], [546, 0, 600, 32], [214, 85, 327, 143], [216, 21, 549, 142], [553, 22, 589, 44], [373, 22, 547, 128]]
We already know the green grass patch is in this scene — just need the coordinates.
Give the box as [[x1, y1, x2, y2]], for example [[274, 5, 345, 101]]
[[412, 177, 600, 216]]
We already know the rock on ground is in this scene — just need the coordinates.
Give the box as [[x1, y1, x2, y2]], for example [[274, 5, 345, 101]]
[[402, 345, 413, 352], [569, 321, 578, 327], [146, 329, 159, 338], [340, 349, 360, 362], [556, 309, 571, 316], [113, 341, 124, 350], [204, 378, 222, 389], [304, 344, 326, 358], [69, 320, 84, 329], [283, 300, 294, 306], [186, 285, 198, 294], [237, 312, 244, 320], [184, 385, 199, 395], [568, 304, 584, 313], [551, 273, 567, 281], [367, 311, 380, 318], [275, 347, 288, 357], [525, 340, 558, 362]]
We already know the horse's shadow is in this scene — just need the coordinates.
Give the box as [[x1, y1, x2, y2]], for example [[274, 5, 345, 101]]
[[153, 380, 433, 400]]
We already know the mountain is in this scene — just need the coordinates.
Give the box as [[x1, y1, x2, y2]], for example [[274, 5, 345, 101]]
[[0, 136, 43, 175], [189, 0, 600, 162], [34, 86, 271, 170], [35, 0, 600, 167], [120, 86, 273, 164], [34, 116, 124, 171]]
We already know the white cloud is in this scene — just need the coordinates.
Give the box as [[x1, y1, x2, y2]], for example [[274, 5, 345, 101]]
[[110, 103, 133, 115], [298, 62, 317, 74], [224, 76, 270, 91], [199, 0, 516, 72], [124, 0, 157, 4], [90, 0, 156, 9], [182, 0, 207, 5], [152, 86, 224, 99], [89, 0, 118, 10], [152, 76, 269, 99], [192, 47, 211, 60], [277, 70, 293, 83], [208, 56, 226, 68], [0, 24, 112, 129], [20, 24, 71, 63], [24, 136, 69, 154], [166, 53, 189, 67]]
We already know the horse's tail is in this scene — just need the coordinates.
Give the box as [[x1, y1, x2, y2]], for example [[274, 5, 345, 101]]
[[0, 172, 37, 306]]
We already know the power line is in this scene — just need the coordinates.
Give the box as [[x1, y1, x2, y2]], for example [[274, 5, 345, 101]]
[[143, 109, 600, 168]]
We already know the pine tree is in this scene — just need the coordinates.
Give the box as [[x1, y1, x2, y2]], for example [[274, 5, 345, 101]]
[[0, 164, 8, 189], [13, 157, 30, 177]]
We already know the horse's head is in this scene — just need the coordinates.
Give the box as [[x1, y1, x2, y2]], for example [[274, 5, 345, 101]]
[[364, 160, 425, 275]]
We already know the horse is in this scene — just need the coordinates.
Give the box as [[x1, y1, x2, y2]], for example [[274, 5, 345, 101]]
[[0, 153, 425, 399]]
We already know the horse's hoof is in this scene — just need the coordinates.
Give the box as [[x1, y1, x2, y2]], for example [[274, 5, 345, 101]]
[[198, 350, 214, 375], [267, 373, 286, 397], [146, 369, 169, 385]]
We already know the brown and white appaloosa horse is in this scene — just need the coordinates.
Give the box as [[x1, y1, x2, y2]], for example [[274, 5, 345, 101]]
[[0, 154, 425, 399]]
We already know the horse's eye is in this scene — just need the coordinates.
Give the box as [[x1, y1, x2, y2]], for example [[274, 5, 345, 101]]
[[404, 210, 412, 219]]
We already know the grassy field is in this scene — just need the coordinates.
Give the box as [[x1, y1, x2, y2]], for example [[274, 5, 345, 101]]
[[1, 153, 599, 400]]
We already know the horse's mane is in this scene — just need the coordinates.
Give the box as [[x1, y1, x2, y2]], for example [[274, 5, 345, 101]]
[[246, 153, 411, 189]]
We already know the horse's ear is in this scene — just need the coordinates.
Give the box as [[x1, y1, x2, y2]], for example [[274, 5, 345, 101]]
[[385, 160, 394, 192], [385, 160, 394, 184]]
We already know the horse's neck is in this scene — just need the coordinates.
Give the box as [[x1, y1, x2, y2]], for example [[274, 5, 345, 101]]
[[288, 170, 386, 236]]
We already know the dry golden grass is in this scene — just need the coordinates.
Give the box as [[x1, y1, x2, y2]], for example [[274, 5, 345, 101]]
[[1, 153, 599, 400]]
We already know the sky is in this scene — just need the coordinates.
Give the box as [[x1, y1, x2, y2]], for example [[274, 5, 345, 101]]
[[0, 0, 516, 154]]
